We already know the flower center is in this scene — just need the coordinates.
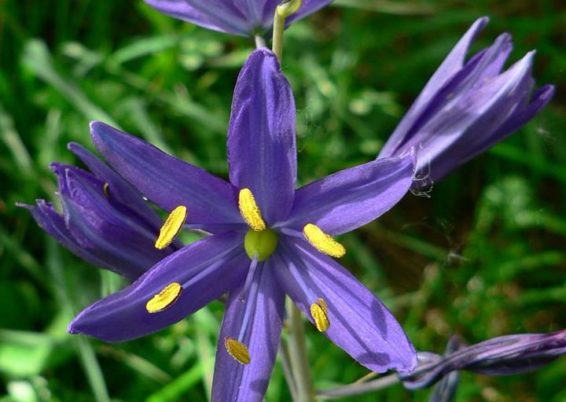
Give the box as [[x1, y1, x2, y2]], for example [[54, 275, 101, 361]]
[[244, 228, 278, 261]]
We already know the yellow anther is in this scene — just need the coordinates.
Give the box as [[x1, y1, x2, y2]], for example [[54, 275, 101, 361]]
[[102, 182, 110, 197], [238, 188, 266, 231], [155, 205, 187, 250], [310, 298, 330, 332], [224, 337, 251, 365], [303, 224, 346, 258], [146, 282, 182, 313]]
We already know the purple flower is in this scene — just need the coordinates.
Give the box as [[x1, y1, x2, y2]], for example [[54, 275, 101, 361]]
[[378, 17, 555, 190], [68, 49, 417, 401], [144, 0, 331, 36], [403, 329, 566, 390], [20, 144, 179, 281]]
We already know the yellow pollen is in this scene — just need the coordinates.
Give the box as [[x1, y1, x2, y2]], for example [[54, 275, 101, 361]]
[[238, 188, 266, 231], [310, 298, 330, 332], [303, 224, 346, 258], [155, 205, 187, 250], [146, 282, 182, 313], [224, 337, 251, 365], [103, 182, 110, 197]]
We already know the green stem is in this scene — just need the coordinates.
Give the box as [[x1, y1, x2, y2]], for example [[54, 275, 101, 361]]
[[280, 337, 299, 401], [316, 373, 401, 400], [271, 0, 302, 61], [287, 300, 316, 402], [271, 8, 285, 60]]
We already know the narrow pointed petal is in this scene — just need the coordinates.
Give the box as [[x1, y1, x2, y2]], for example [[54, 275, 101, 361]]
[[275, 239, 417, 373], [288, 0, 333, 24], [410, 52, 544, 182], [69, 233, 247, 342], [144, 0, 332, 36], [53, 164, 176, 277], [145, 0, 250, 35], [283, 155, 413, 235], [91, 121, 243, 229], [227, 49, 296, 224], [491, 84, 555, 138], [20, 200, 125, 274], [211, 261, 285, 402], [379, 20, 510, 158], [379, 19, 553, 187], [68, 142, 163, 231]]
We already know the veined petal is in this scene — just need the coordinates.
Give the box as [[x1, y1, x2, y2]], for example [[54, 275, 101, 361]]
[[145, 0, 250, 36], [211, 261, 285, 402], [52, 164, 178, 279], [275, 238, 417, 373], [378, 19, 553, 188], [68, 142, 164, 232], [227, 49, 296, 224], [144, 0, 332, 36], [408, 51, 541, 182], [19, 200, 132, 275], [287, 0, 333, 24], [283, 155, 414, 235], [379, 19, 512, 158], [397, 17, 489, 121], [69, 233, 247, 342], [91, 121, 243, 229], [490, 84, 555, 140]]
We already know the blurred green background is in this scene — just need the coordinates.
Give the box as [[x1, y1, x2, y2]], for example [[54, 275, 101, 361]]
[[1, 0, 565, 401]]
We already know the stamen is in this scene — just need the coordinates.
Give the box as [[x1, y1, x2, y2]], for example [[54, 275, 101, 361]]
[[155, 205, 187, 249], [310, 298, 330, 332], [102, 182, 110, 197], [146, 282, 182, 313], [238, 188, 266, 231], [224, 337, 251, 365], [303, 223, 346, 258]]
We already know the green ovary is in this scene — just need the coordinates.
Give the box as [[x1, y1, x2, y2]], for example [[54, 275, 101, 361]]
[[244, 229, 279, 261]]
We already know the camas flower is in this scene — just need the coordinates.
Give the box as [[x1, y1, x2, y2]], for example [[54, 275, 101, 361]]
[[378, 17, 555, 190], [144, 0, 331, 36], [402, 329, 566, 390], [20, 144, 179, 281], [68, 49, 417, 401]]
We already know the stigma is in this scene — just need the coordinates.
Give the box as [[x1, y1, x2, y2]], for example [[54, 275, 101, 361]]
[[244, 229, 278, 261]]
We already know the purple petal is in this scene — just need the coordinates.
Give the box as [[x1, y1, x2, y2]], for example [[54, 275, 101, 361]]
[[26, 164, 177, 280], [287, 0, 333, 25], [227, 49, 296, 224], [144, 0, 250, 35], [380, 20, 512, 159], [19, 200, 127, 274], [275, 238, 417, 373], [91, 121, 243, 230], [211, 260, 285, 402], [410, 52, 541, 182], [69, 233, 247, 342], [68, 142, 163, 231], [144, 0, 332, 36], [282, 155, 413, 235], [491, 84, 554, 138]]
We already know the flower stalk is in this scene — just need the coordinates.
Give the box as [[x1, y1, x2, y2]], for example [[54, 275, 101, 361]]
[[287, 300, 316, 402], [272, 0, 302, 61]]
